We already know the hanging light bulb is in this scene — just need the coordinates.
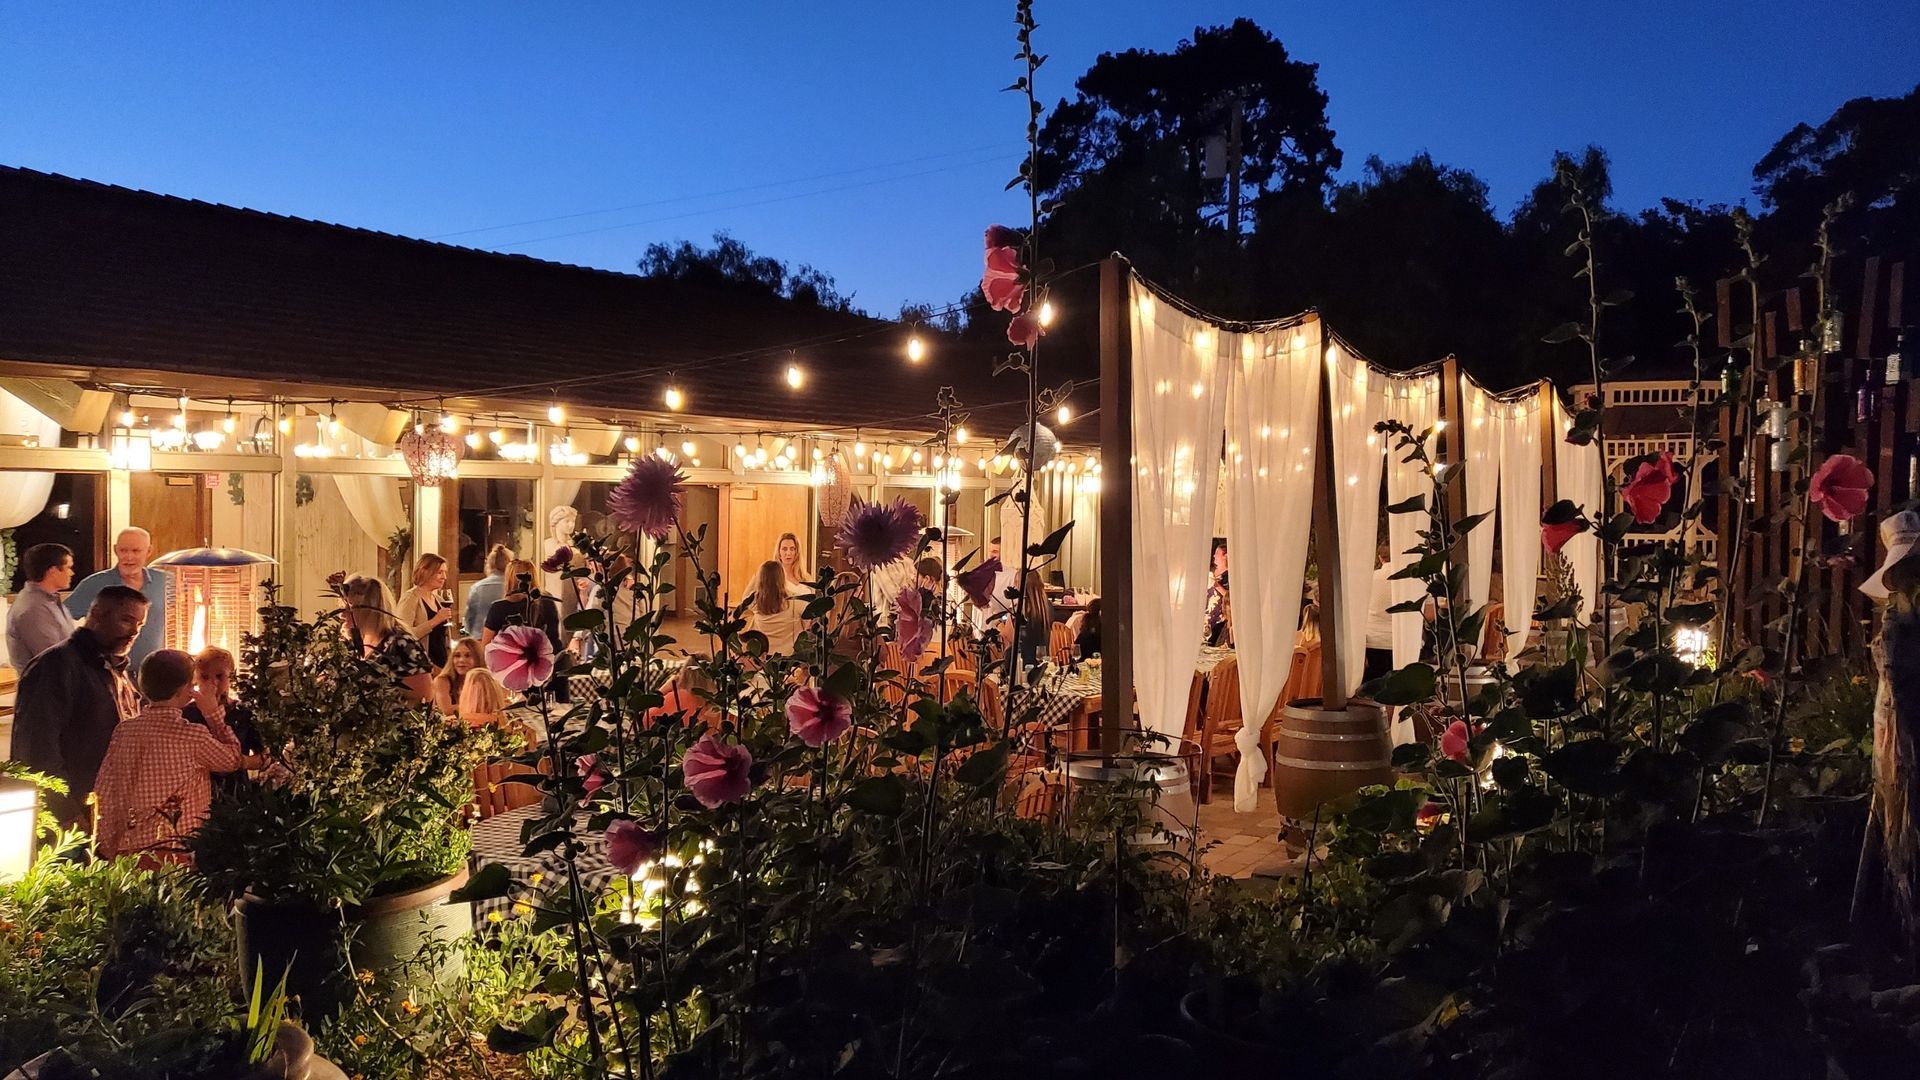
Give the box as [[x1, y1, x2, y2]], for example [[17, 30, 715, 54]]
[[664, 383, 686, 411], [682, 439, 697, 457], [489, 428, 505, 446], [906, 334, 926, 363], [1038, 300, 1055, 327], [439, 412, 459, 434], [120, 408, 136, 427], [173, 398, 188, 429], [221, 411, 237, 435], [811, 446, 823, 461], [854, 439, 867, 458], [785, 363, 806, 390], [465, 431, 481, 450], [277, 415, 292, 436], [625, 435, 641, 454], [954, 425, 969, 445], [734, 441, 748, 458], [1056, 404, 1072, 425], [326, 410, 341, 438], [547, 400, 566, 425], [911, 449, 924, 465]]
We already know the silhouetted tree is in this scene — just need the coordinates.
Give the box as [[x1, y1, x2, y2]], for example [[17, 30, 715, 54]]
[[637, 231, 857, 312]]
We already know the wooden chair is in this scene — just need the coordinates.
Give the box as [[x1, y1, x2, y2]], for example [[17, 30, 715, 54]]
[[471, 758, 549, 820], [1480, 602, 1506, 661], [1049, 622, 1074, 664], [1280, 642, 1322, 705], [1195, 656, 1243, 805]]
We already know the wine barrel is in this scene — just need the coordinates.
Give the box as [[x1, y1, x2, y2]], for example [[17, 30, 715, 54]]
[[1269, 698, 1391, 819], [1437, 666, 1498, 712]]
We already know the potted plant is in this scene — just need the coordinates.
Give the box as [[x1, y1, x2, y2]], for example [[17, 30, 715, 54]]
[[189, 583, 515, 1020]]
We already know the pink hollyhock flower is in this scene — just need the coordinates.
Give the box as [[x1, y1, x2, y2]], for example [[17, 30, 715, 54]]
[[1440, 720, 1473, 765], [956, 557, 1003, 609], [1621, 451, 1677, 524], [984, 224, 1021, 249], [486, 624, 554, 692], [1808, 453, 1873, 522], [894, 585, 933, 659], [540, 546, 574, 574], [1542, 517, 1585, 555], [1008, 313, 1043, 348], [786, 685, 853, 747], [982, 269, 1025, 314], [836, 497, 924, 572], [605, 819, 663, 877], [985, 245, 1023, 275], [608, 456, 687, 540], [575, 753, 609, 800], [682, 734, 754, 808]]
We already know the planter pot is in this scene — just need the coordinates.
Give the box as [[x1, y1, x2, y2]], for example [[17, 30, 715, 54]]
[[1177, 988, 1285, 1072], [1269, 698, 1391, 820], [240, 869, 470, 1022], [5, 1022, 346, 1080]]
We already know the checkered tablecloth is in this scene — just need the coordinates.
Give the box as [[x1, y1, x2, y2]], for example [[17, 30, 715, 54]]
[[467, 803, 623, 921]]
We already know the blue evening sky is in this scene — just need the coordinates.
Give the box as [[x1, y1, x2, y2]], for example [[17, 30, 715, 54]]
[[5, 2, 1915, 316]]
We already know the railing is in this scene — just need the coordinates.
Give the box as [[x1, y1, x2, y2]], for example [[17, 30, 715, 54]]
[[1571, 380, 1721, 407]]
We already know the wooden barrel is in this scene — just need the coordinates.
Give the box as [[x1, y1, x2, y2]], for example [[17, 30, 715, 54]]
[[1269, 698, 1391, 819], [1437, 666, 1498, 711]]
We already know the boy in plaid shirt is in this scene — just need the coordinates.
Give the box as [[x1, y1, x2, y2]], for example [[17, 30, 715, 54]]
[[93, 649, 263, 863]]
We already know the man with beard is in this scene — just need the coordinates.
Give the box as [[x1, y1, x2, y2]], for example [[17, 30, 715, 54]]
[[9, 585, 149, 829]]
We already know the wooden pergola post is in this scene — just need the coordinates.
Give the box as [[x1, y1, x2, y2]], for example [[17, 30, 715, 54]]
[[1311, 321, 1347, 709], [1097, 256, 1134, 757]]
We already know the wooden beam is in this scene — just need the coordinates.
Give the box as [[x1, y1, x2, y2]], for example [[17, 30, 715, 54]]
[[0, 377, 113, 435], [1311, 324, 1347, 710], [1097, 257, 1134, 756]]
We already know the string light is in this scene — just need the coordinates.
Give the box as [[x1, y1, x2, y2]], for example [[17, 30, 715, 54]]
[[682, 439, 697, 457], [625, 435, 642, 454], [547, 399, 566, 425], [664, 382, 686, 411], [277, 415, 292, 436], [1056, 404, 1072, 425], [785, 363, 806, 390], [906, 333, 926, 363], [465, 431, 481, 450], [954, 425, 969, 445], [119, 408, 136, 427], [1038, 300, 1055, 327], [439, 412, 459, 434]]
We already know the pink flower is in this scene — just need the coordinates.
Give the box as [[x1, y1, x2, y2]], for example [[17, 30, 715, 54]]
[[894, 585, 932, 659], [982, 269, 1026, 314], [786, 686, 853, 747], [540, 546, 574, 574], [486, 624, 554, 692], [608, 456, 686, 541], [1440, 720, 1473, 766], [605, 819, 662, 876], [1621, 451, 1677, 524], [575, 753, 609, 800], [1542, 517, 1585, 555], [681, 735, 754, 809], [983, 224, 1021, 249], [836, 497, 924, 572], [1808, 453, 1873, 522], [956, 557, 1002, 609], [1007, 313, 1043, 349]]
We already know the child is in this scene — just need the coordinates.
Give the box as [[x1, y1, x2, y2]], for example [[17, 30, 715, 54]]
[[457, 667, 512, 728], [92, 649, 261, 864]]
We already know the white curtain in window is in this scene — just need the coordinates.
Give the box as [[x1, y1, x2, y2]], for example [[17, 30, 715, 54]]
[[331, 436, 409, 552], [1460, 379, 1500, 615], [1130, 281, 1230, 742], [1327, 347, 1387, 697], [1382, 374, 1441, 669], [0, 389, 60, 528], [1224, 321, 1322, 809], [1497, 386, 1547, 658], [1552, 394, 1605, 621]]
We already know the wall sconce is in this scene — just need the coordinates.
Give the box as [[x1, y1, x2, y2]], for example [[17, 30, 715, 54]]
[[0, 776, 40, 883]]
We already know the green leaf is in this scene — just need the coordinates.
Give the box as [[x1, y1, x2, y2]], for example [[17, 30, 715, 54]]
[[1515, 661, 1580, 718], [1027, 521, 1075, 558], [487, 1008, 565, 1054], [824, 662, 862, 700], [1345, 787, 1429, 835], [1541, 498, 1582, 526], [1602, 288, 1634, 307], [1387, 493, 1427, 514], [1542, 322, 1584, 345], [1543, 739, 1621, 796], [450, 862, 515, 903], [1360, 663, 1438, 706], [1453, 510, 1492, 537], [563, 608, 605, 632], [1665, 602, 1716, 626], [844, 775, 908, 816], [954, 741, 1011, 790]]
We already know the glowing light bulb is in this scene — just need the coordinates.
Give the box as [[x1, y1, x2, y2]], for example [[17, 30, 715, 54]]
[[1056, 404, 1072, 425], [465, 431, 481, 450], [625, 436, 641, 454], [490, 428, 505, 445], [1193, 329, 1212, 351], [439, 413, 459, 434], [907, 335, 926, 363], [119, 409, 136, 427], [326, 415, 341, 437], [911, 449, 923, 465], [785, 364, 805, 390], [734, 442, 747, 458], [1038, 300, 1055, 327], [954, 425, 969, 445], [222, 414, 237, 434], [811, 446, 823, 461], [682, 439, 697, 457], [664, 385, 685, 411], [854, 440, 867, 458], [277, 416, 292, 435], [548, 402, 566, 425]]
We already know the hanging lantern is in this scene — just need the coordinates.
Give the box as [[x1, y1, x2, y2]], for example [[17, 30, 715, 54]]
[[817, 450, 853, 528], [398, 426, 462, 486], [1004, 421, 1062, 474], [150, 547, 276, 661]]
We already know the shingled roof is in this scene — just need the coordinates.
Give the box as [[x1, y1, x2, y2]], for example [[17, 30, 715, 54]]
[[0, 165, 1035, 433]]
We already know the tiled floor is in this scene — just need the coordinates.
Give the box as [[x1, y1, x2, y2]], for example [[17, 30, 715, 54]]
[[1194, 797, 1295, 878]]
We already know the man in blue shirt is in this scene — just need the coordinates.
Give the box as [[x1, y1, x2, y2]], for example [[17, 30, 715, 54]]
[[66, 526, 169, 670], [464, 543, 511, 639]]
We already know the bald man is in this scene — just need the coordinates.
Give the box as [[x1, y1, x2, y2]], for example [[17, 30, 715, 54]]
[[66, 527, 170, 669]]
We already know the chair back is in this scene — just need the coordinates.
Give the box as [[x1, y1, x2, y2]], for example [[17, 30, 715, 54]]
[[1281, 642, 1323, 704], [1179, 669, 1208, 739], [472, 758, 547, 820], [1202, 655, 1243, 735], [1048, 621, 1074, 664], [1480, 602, 1506, 661]]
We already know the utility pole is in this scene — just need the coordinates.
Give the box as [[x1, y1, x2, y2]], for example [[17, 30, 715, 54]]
[[1226, 94, 1244, 241]]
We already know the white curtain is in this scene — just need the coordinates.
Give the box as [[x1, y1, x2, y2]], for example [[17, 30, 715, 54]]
[[1224, 321, 1322, 809], [1460, 379, 1500, 615], [331, 436, 409, 550], [1552, 394, 1605, 621], [0, 389, 61, 528], [1327, 347, 1387, 697], [1382, 375, 1440, 669], [1130, 281, 1230, 742], [1497, 386, 1546, 658]]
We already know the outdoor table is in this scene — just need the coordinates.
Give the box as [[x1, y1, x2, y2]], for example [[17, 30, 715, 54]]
[[467, 802, 621, 922]]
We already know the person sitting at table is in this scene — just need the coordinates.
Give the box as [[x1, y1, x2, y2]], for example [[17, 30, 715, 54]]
[[747, 560, 803, 656], [432, 637, 484, 716], [458, 667, 512, 728], [341, 575, 435, 704], [1074, 597, 1102, 660], [1205, 572, 1234, 648]]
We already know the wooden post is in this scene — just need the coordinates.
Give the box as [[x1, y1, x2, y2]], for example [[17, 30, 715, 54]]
[[1097, 257, 1134, 757], [1311, 322, 1347, 710], [1439, 357, 1468, 539]]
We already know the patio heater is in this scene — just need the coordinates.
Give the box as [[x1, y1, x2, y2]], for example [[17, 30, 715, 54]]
[[150, 547, 277, 660]]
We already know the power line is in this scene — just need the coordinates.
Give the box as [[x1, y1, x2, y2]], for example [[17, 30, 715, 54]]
[[427, 141, 1022, 240]]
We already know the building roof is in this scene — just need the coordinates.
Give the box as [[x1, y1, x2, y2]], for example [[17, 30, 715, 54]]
[[0, 166, 1035, 434]]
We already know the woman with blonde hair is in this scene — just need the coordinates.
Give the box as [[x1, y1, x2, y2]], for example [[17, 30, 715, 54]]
[[396, 553, 455, 669], [432, 636, 484, 715], [457, 667, 512, 727], [748, 559, 803, 655], [340, 575, 434, 703], [776, 532, 811, 597]]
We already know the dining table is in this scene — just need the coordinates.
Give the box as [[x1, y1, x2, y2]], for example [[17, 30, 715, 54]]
[[467, 802, 622, 923]]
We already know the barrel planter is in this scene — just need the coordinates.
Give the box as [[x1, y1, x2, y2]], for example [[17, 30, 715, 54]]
[[239, 870, 470, 1022], [1064, 753, 1198, 851], [1437, 665, 1498, 712], [1268, 698, 1391, 820]]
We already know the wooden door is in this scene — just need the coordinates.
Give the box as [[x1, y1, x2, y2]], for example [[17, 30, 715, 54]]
[[719, 483, 811, 605], [131, 472, 212, 558]]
